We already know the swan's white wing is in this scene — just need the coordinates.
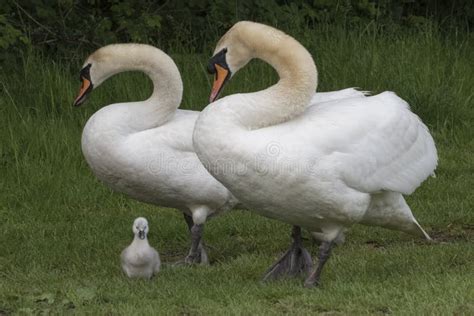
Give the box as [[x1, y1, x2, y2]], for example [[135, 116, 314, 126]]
[[335, 92, 438, 195], [251, 91, 436, 196], [310, 88, 369, 105]]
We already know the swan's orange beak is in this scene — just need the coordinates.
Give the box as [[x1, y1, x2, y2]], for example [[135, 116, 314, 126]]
[[73, 77, 93, 107], [209, 64, 230, 103]]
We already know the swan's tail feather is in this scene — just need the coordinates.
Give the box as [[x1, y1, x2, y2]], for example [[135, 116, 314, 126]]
[[411, 219, 432, 241]]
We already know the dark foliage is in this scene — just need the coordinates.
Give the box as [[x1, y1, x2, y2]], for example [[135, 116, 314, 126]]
[[1, 0, 473, 60]]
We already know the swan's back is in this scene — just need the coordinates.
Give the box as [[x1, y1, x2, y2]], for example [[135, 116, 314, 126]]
[[336, 93, 437, 194], [256, 91, 438, 195]]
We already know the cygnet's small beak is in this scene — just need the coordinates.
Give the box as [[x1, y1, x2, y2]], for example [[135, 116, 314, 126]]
[[138, 230, 146, 240]]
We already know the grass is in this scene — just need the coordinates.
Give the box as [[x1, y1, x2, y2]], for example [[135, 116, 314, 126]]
[[1, 26, 473, 315]]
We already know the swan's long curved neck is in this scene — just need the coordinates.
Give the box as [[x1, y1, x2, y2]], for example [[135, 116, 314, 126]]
[[229, 26, 318, 129], [94, 45, 183, 131]]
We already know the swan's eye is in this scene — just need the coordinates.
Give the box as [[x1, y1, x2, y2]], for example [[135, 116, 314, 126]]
[[208, 48, 229, 75], [79, 63, 92, 81], [207, 63, 216, 75]]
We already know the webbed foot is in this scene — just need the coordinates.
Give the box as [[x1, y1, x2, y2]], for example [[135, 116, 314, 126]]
[[262, 226, 313, 281]]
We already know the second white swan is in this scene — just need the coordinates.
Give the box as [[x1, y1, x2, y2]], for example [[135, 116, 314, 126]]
[[193, 22, 437, 286]]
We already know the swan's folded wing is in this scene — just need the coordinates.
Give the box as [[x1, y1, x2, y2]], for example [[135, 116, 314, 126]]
[[310, 88, 368, 105], [337, 93, 438, 195]]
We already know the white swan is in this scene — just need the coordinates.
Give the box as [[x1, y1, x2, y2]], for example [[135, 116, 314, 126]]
[[193, 21, 437, 287], [73, 43, 240, 264], [121, 217, 161, 279]]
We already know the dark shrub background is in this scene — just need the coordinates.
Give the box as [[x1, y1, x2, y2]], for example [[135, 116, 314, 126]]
[[1, 0, 473, 60]]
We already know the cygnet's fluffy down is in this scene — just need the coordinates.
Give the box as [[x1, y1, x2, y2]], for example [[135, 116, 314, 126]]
[[121, 217, 161, 279]]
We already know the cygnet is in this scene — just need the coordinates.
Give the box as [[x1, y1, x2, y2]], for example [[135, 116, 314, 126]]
[[121, 217, 161, 279]]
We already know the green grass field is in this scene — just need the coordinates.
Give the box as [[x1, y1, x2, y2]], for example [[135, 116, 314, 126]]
[[1, 27, 473, 315]]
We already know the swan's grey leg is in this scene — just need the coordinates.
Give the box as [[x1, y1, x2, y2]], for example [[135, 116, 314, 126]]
[[262, 226, 313, 281], [184, 223, 206, 264], [173, 213, 209, 265], [183, 213, 209, 265], [303, 240, 333, 288]]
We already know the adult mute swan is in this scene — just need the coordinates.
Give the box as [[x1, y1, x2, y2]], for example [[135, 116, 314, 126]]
[[73, 43, 240, 264], [193, 21, 437, 287]]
